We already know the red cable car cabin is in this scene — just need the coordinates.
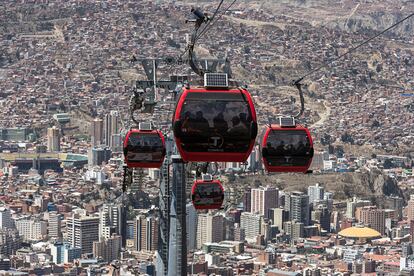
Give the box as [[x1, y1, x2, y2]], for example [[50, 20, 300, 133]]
[[123, 129, 166, 168], [173, 86, 258, 162], [191, 179, 224, 210], [261, 121, 314, 173]]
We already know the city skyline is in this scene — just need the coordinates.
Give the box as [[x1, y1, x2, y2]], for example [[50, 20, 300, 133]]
[[0, 0, 413, 275]]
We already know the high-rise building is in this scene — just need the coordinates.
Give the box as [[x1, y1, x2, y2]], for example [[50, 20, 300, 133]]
[[111, 134, 123, 153], [410, 221, 414, 243], [126, 220, 135, 240], [359, 207, 385, 235], [268, 208, 289, 231], [51, 242, 82, 264], [93, 234, 122, 263], [15, 218, 47, 241], [311, 205, 331, 232], [407, 195, 414, 222], [251, 187, 279, 218], [261, 219, 271, 242], [0, 207, 14, 230], [99, 204, 125, 244], [166, 155, 188, 275], [90, 118, 104, 147], [34, 196, 47, 212], [104, 111, 120, 151], [63, 244, 82, 263], [48, 212, 62, 239], [0, 228, 22, 255], [186, 203, 197, 251], [285, 191, 310, 226], [346, 197, 372, 219], [243, 189, 252, 212], [196, 213, 224, 249], [385, 195, 403, 220], [320, 192, 334, 211], [307, 183, 324, 205], [50, 242, 65, 264], [240, 212, 262, 240], [88, 147, 112, 166], [402, 242, 414, 257], [47, 126, 60, 152], [284, 220, 304, 241], [247, 147, 259, 172], [135, 215, 159, 251], [332, 211, 341, 233], [224, 216, 235, 241], [233, 223, 245, 242], [67, 213, 100, 254]]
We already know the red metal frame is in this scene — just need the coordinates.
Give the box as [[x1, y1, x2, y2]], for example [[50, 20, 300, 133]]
[[123, 129, 166, 168], [191, 179, 224, 210], [261, 124, 314, 173], [173, 87, 257, 162]]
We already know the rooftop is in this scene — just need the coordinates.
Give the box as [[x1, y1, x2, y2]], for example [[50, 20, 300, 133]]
[[338, 226, 381, 239]]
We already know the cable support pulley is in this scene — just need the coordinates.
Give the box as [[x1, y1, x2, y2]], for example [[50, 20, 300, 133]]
[[195, 0, 237, 42]]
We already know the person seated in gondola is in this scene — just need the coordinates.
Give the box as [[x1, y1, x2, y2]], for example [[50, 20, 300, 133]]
[[213, 112, 228, 133], [194, 111, 210, 131], [295, 141, 306, 155], [275, 141, 285, 155], [228, 116, 248, 136], [285, 143, 294, 155], [266, 142, 277, 155], [182, 111, 193, 133]]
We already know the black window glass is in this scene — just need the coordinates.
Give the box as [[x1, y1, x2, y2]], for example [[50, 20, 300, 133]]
[[265, 130, 312, 166], [179, 92, 253, 153], [126, 133, 164, 163]]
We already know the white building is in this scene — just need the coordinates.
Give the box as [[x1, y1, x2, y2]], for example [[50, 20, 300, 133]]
[[48, 212, 61, 239], [84, 168, 106, 185], [240, 212, 262, 240], [284, 220, 304, 241], [47, 126, 60, 152], [251, 187, 279, 218], [99, 204, 123, 241], [342, 248, 363, 263], [67, 213, 99, 254], [196, 213, 224, 249], [346, 197, 372, 219], [285, 191, 310, 225], [50, 242, 81, 264], [307, 183, 324, 205], [15, 218, 47, 241], [323, 160, 336, 171]]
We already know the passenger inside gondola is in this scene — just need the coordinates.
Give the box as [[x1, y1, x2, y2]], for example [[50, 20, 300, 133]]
[[194, 111, 209, 130], [213, 112, 228, 133]]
